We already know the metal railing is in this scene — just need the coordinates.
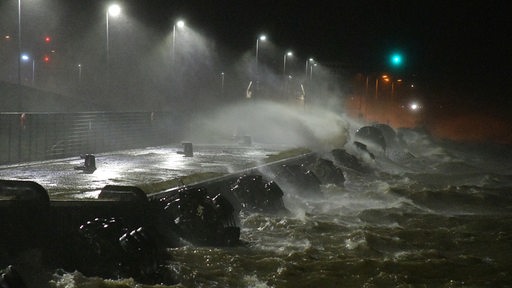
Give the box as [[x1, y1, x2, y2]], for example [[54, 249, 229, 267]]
[[0, 112, 181, 165]]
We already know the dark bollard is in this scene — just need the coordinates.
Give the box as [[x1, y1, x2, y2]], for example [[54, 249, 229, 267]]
[[182, 142, 193, 157], [74, 154, 97, 173], [241, 135, 252, 146]]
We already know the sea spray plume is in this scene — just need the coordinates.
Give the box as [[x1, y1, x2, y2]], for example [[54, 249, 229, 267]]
[[184, 100, 350, 152]]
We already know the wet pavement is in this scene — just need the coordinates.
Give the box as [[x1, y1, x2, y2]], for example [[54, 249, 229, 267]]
[[0, 143, 293, 199]]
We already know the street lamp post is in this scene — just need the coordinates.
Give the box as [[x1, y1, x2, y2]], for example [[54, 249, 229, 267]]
[[255, 34, 266, 90], [31, 59, 35, 85], [221, 72, 225, 96], [283, 51, 292, 76], [78, 64, 82, 83], [105, 4, 120, 95], [305, 58, 313, 80], [17, 0, 22, 86], [172, 20, 185, 65], [17, 0, 23, 110], [20, 53, 33, 85], [309, 63, 317, 81], [106, 4, 121, 65]]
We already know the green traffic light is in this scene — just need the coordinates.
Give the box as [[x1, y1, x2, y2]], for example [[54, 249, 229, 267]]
[[390, 53, 403, 66]]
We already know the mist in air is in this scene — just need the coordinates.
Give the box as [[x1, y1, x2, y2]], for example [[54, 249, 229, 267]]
[[184, 100, 350, 151], [0, 1, 352, 135]]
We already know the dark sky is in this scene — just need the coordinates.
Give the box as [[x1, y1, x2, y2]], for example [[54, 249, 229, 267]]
[[125, 0, 511, 101], [2, 0, 511, 111]]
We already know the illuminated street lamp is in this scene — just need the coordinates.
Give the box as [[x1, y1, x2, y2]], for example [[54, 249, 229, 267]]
[[283, 51, 292, 76], [78, 64, 82, 83], [106, 4, 121, 64], [255, 34, 266, 87], [172, 20, 185, 65], [220, 72, 225, 95], [21, 53, 34, 85]]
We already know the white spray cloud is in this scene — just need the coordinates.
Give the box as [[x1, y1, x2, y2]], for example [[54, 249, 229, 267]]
[[184, 100, 350, 152]]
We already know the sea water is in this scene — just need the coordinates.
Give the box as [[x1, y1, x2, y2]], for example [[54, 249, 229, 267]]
[[48, 128, 512, 287]]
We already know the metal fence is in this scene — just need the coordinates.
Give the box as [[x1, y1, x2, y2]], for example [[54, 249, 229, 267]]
[[0, 112, 181, 165]]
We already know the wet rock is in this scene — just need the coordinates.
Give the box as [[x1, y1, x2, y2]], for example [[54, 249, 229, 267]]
[[76, 217, 129, 277], [355, 126, 386, 151], [0, 265, 27, 288], [309, 158, 345, 186], [229, 174, 287, 213], [158, 187, 240, 246], [372, 124, 398, 148], [273, 164, 322, 197], [331, 149, 370, 173], [353, 141, 375, 160], [74, 217, 174, 284]]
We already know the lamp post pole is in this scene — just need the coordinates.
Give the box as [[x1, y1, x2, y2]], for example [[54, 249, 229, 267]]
[[283, 51, 292, 76], [105, 4, 120, 95], [172, 20, 185, 66], [106, 4, 121, 66], [255, 35, 266, 91], [17, 0, 22, 110], [78, 64, 82, 83], [31, 59, 35, 85], [310, 63, 317, 81], [17, 0, 22, 86], [305, 58, 313, 81], [221, 72, 225, 96]]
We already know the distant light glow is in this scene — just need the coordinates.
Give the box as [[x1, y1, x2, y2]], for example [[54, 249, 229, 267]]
[[286, 51, 293, 56], [176, 20, 185, 28], [259, 35, 267, 41], [44, 36, 51, 43], [409, 102, 421, 111], [390, 53, 403, 66], [108, 4, 121, 17], [5, 35, 10, 39], [21, 54, 29, 61]]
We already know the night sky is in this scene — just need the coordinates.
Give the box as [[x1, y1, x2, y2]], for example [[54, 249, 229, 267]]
[[2, 0, 511, 114], [131, 0, 511, 107]]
